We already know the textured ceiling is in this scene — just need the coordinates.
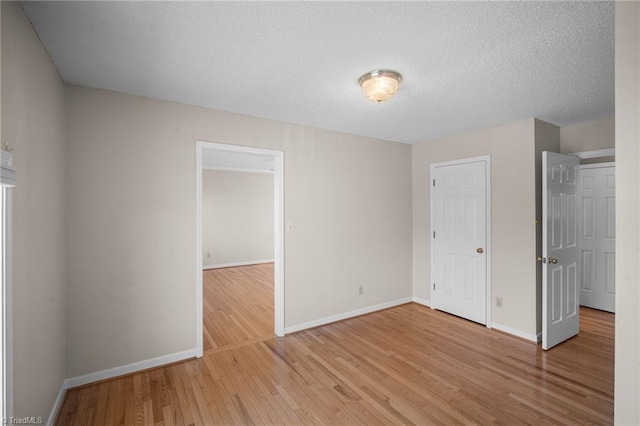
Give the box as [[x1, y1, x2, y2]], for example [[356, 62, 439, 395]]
[[23, 1, 614, 144]]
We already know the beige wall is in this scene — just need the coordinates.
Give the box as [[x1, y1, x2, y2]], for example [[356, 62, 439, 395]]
[[1, 2, 67, 420], [203, 170, 274, 266], [614, 2, 640, 423], [560, 116, 615, 154], [412, 119, 539, 336], [65, 85, 413, 377], [533, 120, 561, 333]]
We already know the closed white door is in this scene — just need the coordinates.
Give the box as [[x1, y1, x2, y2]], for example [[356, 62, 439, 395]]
[[432, 158, 488, 325], [542, 152, 580, 350], [578, 164, 615, 313]]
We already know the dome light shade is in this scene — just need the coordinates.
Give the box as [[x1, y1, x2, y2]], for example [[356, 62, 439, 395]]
[[358, 69, 403, 103]]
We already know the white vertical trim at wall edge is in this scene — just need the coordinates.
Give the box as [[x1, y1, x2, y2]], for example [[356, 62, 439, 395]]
[[203, 259, 274, 270], [491, 322, 540, 343], [284, 297, 412, 334], [46, 383, 67, 426], [195, 143, 204, 357], [412, 296, 431, 307]]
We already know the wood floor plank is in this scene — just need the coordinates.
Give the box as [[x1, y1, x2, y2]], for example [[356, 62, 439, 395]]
[[203, 264, 274, 352], [55, 264, 613, 425]]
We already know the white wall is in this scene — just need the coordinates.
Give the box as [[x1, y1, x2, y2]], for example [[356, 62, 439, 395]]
[[560, 116, 615, 154], [202, 170, 274, 267], [614, 1, 640, 423], [412, 118, 539, 337], [65, 85, 413, 377], [1, 2, 67, 420]]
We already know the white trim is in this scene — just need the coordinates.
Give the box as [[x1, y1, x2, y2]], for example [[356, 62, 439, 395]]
[[485, 157, 492, 329], [196, 141, 285, 357], [412, 297, 431, 307], [284, 297, 412, 334], [48, 348, 197, 423], [64, 349, 197, 389], [430, 155, 492, 327], [203, 259, 274, 270], [578, 162, 615, 170], [46, 384, 67, 426], [3, 189, 13, 418], [203, 165, 274, 174], [0, 152, 15, 187], [569, 148, 615, 160], [196, 145, 204, 356], [491, 322, 541, 343], [273, 153, 285, 337]]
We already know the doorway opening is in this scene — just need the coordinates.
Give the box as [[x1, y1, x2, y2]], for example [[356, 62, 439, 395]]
[[195, 141, 284, 358], [541, 148, 615, 349]]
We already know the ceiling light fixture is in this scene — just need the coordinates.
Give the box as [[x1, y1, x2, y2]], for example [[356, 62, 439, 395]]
[[358, 69, 403, 103]]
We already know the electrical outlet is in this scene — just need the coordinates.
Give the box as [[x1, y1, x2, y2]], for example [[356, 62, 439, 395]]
[[496, 297, 503, 308], [358, 285, 364, 295], [287, 222, 294, 232]]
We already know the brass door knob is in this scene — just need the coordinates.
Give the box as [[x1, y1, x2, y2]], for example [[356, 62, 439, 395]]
[[549, 258, 558, 264], [476, 247, 484, 254]]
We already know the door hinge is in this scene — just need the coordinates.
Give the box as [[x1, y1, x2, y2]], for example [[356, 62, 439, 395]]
[[433, 179, 435, 187], [433, 283, 436, 291], [433, 231, 436, 239]]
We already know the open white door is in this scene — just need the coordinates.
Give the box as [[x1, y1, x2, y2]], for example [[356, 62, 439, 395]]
[[542, 152, 580, 350]]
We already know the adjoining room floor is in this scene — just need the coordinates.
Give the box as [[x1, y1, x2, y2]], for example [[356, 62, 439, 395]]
[[55, 303, 613, 425], [203, 263, 274, 352]]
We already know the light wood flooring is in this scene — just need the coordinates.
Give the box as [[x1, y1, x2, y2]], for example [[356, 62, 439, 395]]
[[56, 265, 614, 425], [203, 263, 274, 352]]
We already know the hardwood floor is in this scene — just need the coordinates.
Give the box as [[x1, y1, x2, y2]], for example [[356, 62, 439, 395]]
[[203, 263, 274, 352], [55, 304, 613, 425]]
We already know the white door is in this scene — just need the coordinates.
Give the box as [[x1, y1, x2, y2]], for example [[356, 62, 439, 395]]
[[542, 152, 580, 350], [578, 163, 615, 313], [432, 158, 488, 325]]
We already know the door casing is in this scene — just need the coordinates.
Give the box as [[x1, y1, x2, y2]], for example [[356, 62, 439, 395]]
[[195, 141, 285, 358], [430, 155, 492, 328]]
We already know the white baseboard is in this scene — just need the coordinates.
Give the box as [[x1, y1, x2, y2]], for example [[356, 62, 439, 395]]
[[64, 348, 197, 389], [46, 382, 68, 426], [203, 259, 274, 270], [48, 348, 197, 423], [491, 322, 539, 343], [412, 296, 431, 307], [284, 297, 412, 334]]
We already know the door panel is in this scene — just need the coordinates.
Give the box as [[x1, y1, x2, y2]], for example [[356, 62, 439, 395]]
[[543, 152, 580, 350], [432, 159, 487, 325], [578, 164, 615, 312]]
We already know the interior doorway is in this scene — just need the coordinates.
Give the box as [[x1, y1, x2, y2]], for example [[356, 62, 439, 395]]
[[430, 155, 492, 326], [541, 149, 615, 349], [577, 162, 615, 313], [195, 141, 284, 358]]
